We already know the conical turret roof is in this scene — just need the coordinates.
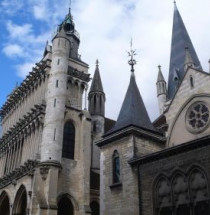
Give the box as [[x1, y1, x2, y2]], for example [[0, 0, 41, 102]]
[[168, 2, 202, 99], [106, 73, 156, 135], [89, 60, 104, 93], [157, 66, 165, 82]]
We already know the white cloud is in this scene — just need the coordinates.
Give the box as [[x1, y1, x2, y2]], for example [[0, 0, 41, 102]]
[[16, 63, 35, 78], [6, 21, 32, 39], [0, 0, 24, 15], [1, 0, 210, 121], [33, 5, 47, 20], [2, 44, 24, 58]]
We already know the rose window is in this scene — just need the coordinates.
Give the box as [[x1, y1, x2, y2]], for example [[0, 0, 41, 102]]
[[187, 103, 209, 131]]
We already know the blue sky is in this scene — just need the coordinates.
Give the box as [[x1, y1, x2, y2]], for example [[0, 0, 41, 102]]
[[0, 0, 210, 122]]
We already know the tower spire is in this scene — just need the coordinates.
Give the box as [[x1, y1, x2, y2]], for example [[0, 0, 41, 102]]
[[167, 2, 202, 99]]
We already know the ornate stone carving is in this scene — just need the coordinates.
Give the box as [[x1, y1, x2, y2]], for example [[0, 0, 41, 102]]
[[186, 102, 210, 133], [0, 160, 38, 189], [40, 166, 50, 180]]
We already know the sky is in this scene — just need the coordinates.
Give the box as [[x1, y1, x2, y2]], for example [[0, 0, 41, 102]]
[[0, 0, 210, 123]]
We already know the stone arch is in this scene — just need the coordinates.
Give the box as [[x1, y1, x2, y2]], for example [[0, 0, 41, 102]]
[[90, 201, 100, 215], [167, 93, 210, 146], [0, 191, 10, 215], [12, 185, 27, 215], [57, 193, 79, 215], [187, 165, 210, 215], [153, 174, 172, 215], [171, 171, 190, 215]]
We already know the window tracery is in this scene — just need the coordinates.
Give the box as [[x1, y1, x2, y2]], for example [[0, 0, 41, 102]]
[[154, 167, 210, 215], [186, 103, 209, 133]]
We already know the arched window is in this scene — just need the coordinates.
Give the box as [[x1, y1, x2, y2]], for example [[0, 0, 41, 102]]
[[189, 168, 209, 215], [153, 168, 210, 215], [58, 196, 74, 215], [62, 122, 75, 159], [0, 192, 10, 215], [172, 173, 190, 215], [90, 201, 100, 215], [154, 176, 172, 215], [113, 150, 120, 184], [12, 185, 27, 215]]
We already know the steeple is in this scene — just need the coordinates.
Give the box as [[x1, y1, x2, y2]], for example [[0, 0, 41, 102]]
[[88, 60, 105, 116], [53, 7, 80, 60], [106, 45, 156, 135], [89, 60, 104, 93], [157, 65, 165, 83], [156, 66, 167, 114], [168, 2, 202, 99]]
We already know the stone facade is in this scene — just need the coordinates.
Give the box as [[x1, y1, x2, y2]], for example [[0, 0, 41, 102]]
[[1, 3, 210, 215], [0, 11, 100, 215]]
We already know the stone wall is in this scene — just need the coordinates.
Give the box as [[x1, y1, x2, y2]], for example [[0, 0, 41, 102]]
[[139, 143, 210, 215]]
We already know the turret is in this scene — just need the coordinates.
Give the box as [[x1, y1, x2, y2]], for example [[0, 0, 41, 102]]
[[88, 60, 105, 171], [156, 65, 167, 114], [41, 10, 82, 162], [88, 60, 105, 118]]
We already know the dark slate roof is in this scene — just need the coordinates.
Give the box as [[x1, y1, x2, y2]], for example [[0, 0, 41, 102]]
[[104, 118, 116, 133], [105, 73, 156, 136], [167, 3, 202, 99], [89, 62, 104, 93]]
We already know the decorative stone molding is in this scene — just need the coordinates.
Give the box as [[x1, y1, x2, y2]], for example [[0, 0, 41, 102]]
[[0, 104, 45, 152], [40, 166, 50, 180], [186, 102, 210, 134], [68, 66, 90, 82], [39, 161, 62, 180], [0, 59, 50, 120], [0, 159, 39, 189]]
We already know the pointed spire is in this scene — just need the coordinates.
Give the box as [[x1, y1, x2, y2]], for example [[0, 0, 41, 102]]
[[157, 65, 165, 82], [167, 2, 202, 99], [89, 59, 104, 93], [106, 47, 156, 135], [88, 60, 105, 117], [106, 73, 156, 135]]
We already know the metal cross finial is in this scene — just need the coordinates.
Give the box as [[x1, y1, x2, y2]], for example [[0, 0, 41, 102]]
[[127, 39, 137, 73], [69, 0, 72, 14]]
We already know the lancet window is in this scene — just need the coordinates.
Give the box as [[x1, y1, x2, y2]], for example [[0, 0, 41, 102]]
[[154, 167, 210, 215], [62, 121, 75, 159]]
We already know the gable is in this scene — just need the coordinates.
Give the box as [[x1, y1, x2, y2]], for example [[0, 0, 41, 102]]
[[165, 68, 210, 146]]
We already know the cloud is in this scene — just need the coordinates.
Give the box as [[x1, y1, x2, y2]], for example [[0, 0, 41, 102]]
[[6, 21, 32, 39], [33, 5, 47, 20], [1, 0, 210, 121], [0, 0, 24, 16], [2, 44, 24, 58], [16, 63, 35, 78]]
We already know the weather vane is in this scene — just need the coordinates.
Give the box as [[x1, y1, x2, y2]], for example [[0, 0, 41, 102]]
[[127, 39, 137, 73]]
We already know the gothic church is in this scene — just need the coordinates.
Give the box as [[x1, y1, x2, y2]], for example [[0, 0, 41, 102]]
[[1, 2, 210, 215]]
